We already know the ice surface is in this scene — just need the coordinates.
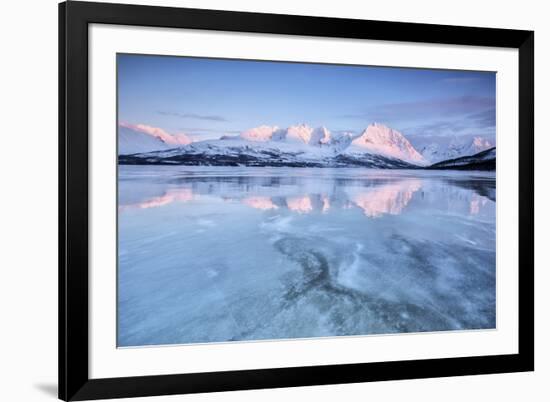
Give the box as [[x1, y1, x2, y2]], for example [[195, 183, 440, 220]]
[[117, 166, 496, 347]]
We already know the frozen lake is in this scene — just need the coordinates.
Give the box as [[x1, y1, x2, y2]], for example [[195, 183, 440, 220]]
[[117, 166, 496, 347]]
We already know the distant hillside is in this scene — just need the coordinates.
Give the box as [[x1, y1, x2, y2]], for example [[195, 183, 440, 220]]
[[428, 147, 496, 170]]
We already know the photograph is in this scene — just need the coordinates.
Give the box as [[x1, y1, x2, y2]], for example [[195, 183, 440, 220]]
[[116, 54, 497, 347]]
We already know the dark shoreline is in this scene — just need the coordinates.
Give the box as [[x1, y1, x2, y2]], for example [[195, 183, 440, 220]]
[[118, 147, 496, 171]]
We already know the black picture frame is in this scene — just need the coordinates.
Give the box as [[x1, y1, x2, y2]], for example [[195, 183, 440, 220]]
[[59, 1, 534, 400]]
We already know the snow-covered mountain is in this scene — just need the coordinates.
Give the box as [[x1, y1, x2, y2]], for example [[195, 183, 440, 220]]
[[118, 123, 191, 155], [118, 126, 172, 155], [238, 124, 347, 147], [347, 123, 425, 164], [119, 136, 417, 169], [310, 126, 332, 145], [239, 125, 279, 142], [282, 124, 315, 144], [119, 123, 427, 168], [410, 135, 494, 164], [118, 122, 495, 170]]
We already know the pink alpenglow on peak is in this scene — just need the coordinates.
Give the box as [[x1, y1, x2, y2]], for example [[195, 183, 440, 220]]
[[350, 123, 426, 164], [469, 137, 494, 154], [239, 125, 279, 142], [284, 124, 315, 144], [120, 122, 192, 146], [239, 124, 331, 146], [472, 137, 492, 149]]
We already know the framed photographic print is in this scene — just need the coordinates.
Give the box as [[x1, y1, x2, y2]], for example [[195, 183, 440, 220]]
[[59, 1, 534, 400]]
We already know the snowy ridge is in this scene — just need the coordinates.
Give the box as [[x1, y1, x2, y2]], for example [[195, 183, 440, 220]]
[[118, 123, 191, 155], [410, 135, 494, 163], [239, 125, 279, 142], [119, 122, 495, 170], [118, 126, 173, 155], [238, 124, 347, 147], [119, 136, 417, 169]]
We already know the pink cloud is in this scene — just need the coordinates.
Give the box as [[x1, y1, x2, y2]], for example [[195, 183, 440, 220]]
[[119, 122, 191, 145]]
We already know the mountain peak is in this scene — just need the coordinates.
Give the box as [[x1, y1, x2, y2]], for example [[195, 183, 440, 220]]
[[120, 122, 191, 146], [310, 126, 332, 146], [350, 124, 425, 164], [471, 136, 493, 149], [118, 123, 191, 155], [240, 125, 279, 142], [285, 124, 314, 144]]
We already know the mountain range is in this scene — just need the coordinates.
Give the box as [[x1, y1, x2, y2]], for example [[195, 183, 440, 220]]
[[118, 122, 495, 170]]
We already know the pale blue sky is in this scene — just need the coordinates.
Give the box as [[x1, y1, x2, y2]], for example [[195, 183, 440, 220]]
[[117, 54, 496, 141]]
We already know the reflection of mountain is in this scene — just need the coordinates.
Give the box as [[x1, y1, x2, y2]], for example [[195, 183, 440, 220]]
[[286, 196, 314, 214], [231, 178, 424, 217], [242, 185, 421, 217], [118, 188, 193, 212], [118, 170, 495, 218], [470, 194, 489, 215], [119, 179, 423, 218], [349, 180, 422, 217], [443, 177, 496, 201], [242, 196, 279, 210]]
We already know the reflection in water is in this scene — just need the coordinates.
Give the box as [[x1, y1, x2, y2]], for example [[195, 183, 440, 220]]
[[445, 178, 496, 202], [119, 178, 442, 217], [119, 187, 194, 211], [119, 174, 491, 219], [349, 180, 422, 217], [286, 195, 314, 214], [242, 196, 279, 210], [470, 193, 489, 215], [118, 166, 496, 347]]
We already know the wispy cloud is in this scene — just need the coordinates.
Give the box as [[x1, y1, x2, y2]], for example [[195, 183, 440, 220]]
[[468, 108, 496, 128], [404, 120, 470, 136], [179, 127, 242, 134], [402, 107, 496, 138], [441, 77, 481, 84], [340, 96, 495, 122], [158, 111, 228, 122]]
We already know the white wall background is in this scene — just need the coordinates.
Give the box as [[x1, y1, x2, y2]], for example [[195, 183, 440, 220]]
[[0, 0, 546, 401]]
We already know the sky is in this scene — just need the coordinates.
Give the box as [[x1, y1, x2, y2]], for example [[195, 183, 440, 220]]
[[117, 53, 496, 142]]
